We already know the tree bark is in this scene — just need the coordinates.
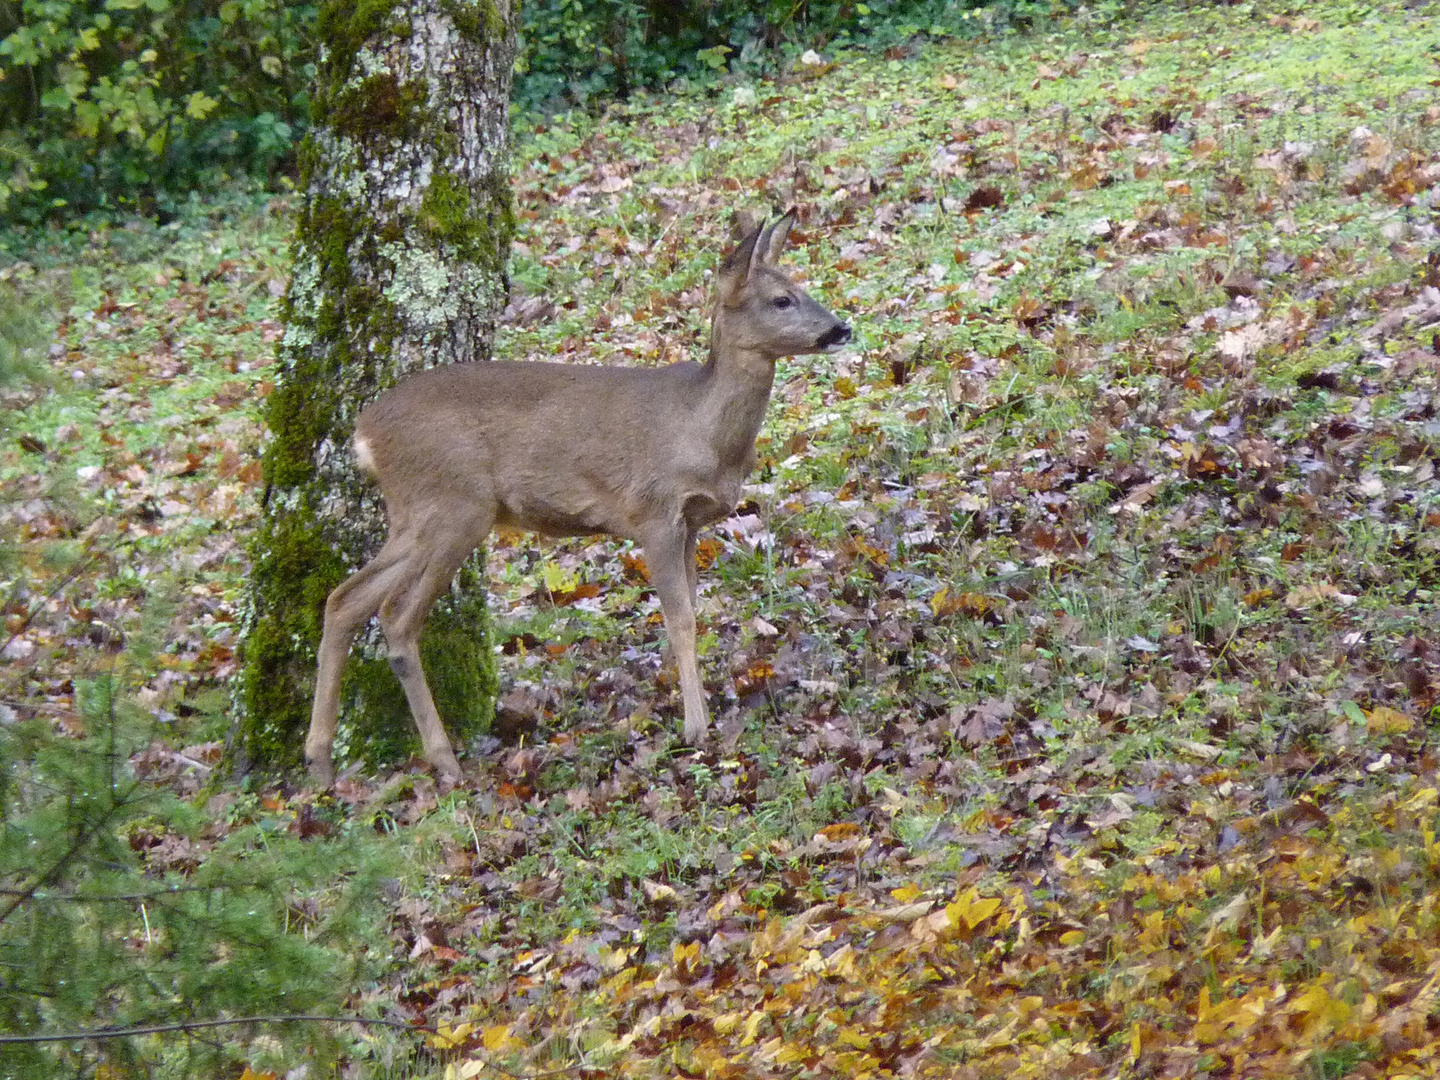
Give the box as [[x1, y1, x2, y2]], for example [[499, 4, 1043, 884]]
[[236, 0, 517, 770]]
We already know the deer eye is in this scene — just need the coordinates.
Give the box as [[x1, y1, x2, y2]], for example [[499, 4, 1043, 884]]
[[772, 296, 794, 309]]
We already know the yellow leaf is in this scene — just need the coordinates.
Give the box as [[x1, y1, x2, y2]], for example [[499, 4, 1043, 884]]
[[826, 943, 857, 980], [837, 1028, 873, 1049], [713, 1012, 740, 1036], [428, 1021, 474, 1051], [1365, 705, 1411, 735], [890, 883, 922, 903], [947, 887, 1002, 929], [597, 944, 632, 972], [773, 1041, 807, 1064], [1136, 911, 1166, 951], [1058, 929, 1086, 946], [185, 91, 219, 121], [1401, 787, 1438, 813], [741, 1010, 765, 1046], [483, 1024, 521, 1052], [1291, 983, 1351, 1034]]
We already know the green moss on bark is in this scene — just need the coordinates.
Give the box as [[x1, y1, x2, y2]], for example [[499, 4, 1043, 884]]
[[440, 0, 507, 44], [330, 74, 431, 145], [316, 0, 406, 83], [419, 167, 514, 273]]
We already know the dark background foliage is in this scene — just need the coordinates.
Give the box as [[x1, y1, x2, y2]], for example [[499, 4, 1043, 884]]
[[0, 0, 1066, 221]]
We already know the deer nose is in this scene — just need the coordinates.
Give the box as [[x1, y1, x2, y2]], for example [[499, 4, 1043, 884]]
[[817, 323, 852, 349]]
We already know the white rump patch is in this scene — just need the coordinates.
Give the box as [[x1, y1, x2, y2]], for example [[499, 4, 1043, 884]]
[[354, 434, 376, 474]]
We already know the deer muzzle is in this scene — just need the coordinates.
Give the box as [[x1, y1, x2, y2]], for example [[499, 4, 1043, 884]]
[[817, 323, 852, 352]]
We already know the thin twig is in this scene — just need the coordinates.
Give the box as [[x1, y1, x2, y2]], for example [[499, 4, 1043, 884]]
[[0, 881, 268, 902], [0, 1014, 429, 1044]]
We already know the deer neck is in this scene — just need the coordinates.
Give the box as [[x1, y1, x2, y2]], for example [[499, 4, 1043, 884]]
[[699, 326, 777, 469]]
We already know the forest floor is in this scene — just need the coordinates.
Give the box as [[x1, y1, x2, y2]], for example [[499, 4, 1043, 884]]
[[4, 1, 1440, 1077]]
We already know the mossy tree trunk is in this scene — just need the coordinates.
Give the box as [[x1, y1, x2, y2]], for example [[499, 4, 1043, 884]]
[[237, 0, 518, 771]]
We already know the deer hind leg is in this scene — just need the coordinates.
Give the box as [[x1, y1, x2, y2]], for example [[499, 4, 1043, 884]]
[[645, 524, 708, 745], [307, 542, 415, 787], [375, 508, 494, 781], [685, 526, 700, 597]]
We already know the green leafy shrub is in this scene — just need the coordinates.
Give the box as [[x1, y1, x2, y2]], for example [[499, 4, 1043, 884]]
[[0, 0, 315, 219]]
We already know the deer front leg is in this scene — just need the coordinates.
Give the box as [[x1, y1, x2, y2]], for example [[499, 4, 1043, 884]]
[[645, 525, 709, 745], [385, 648, 463, 782]]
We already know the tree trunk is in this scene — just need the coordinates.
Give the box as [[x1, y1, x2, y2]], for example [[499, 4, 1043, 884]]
[[236, 0, 517, 771]]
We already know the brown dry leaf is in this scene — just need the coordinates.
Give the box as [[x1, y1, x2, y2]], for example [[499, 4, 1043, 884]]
[[964, 185, 1005, 212], [548, 582, 601, 606]]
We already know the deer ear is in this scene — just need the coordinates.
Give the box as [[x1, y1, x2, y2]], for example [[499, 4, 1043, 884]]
[[762, 209, 796, 263], [719, 219, 765, 299], [747, 219, 776, 279], [746, 208, 795, 275]]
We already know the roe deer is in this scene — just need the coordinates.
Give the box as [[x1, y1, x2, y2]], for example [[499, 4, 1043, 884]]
[[305, 210, 850, 786]]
